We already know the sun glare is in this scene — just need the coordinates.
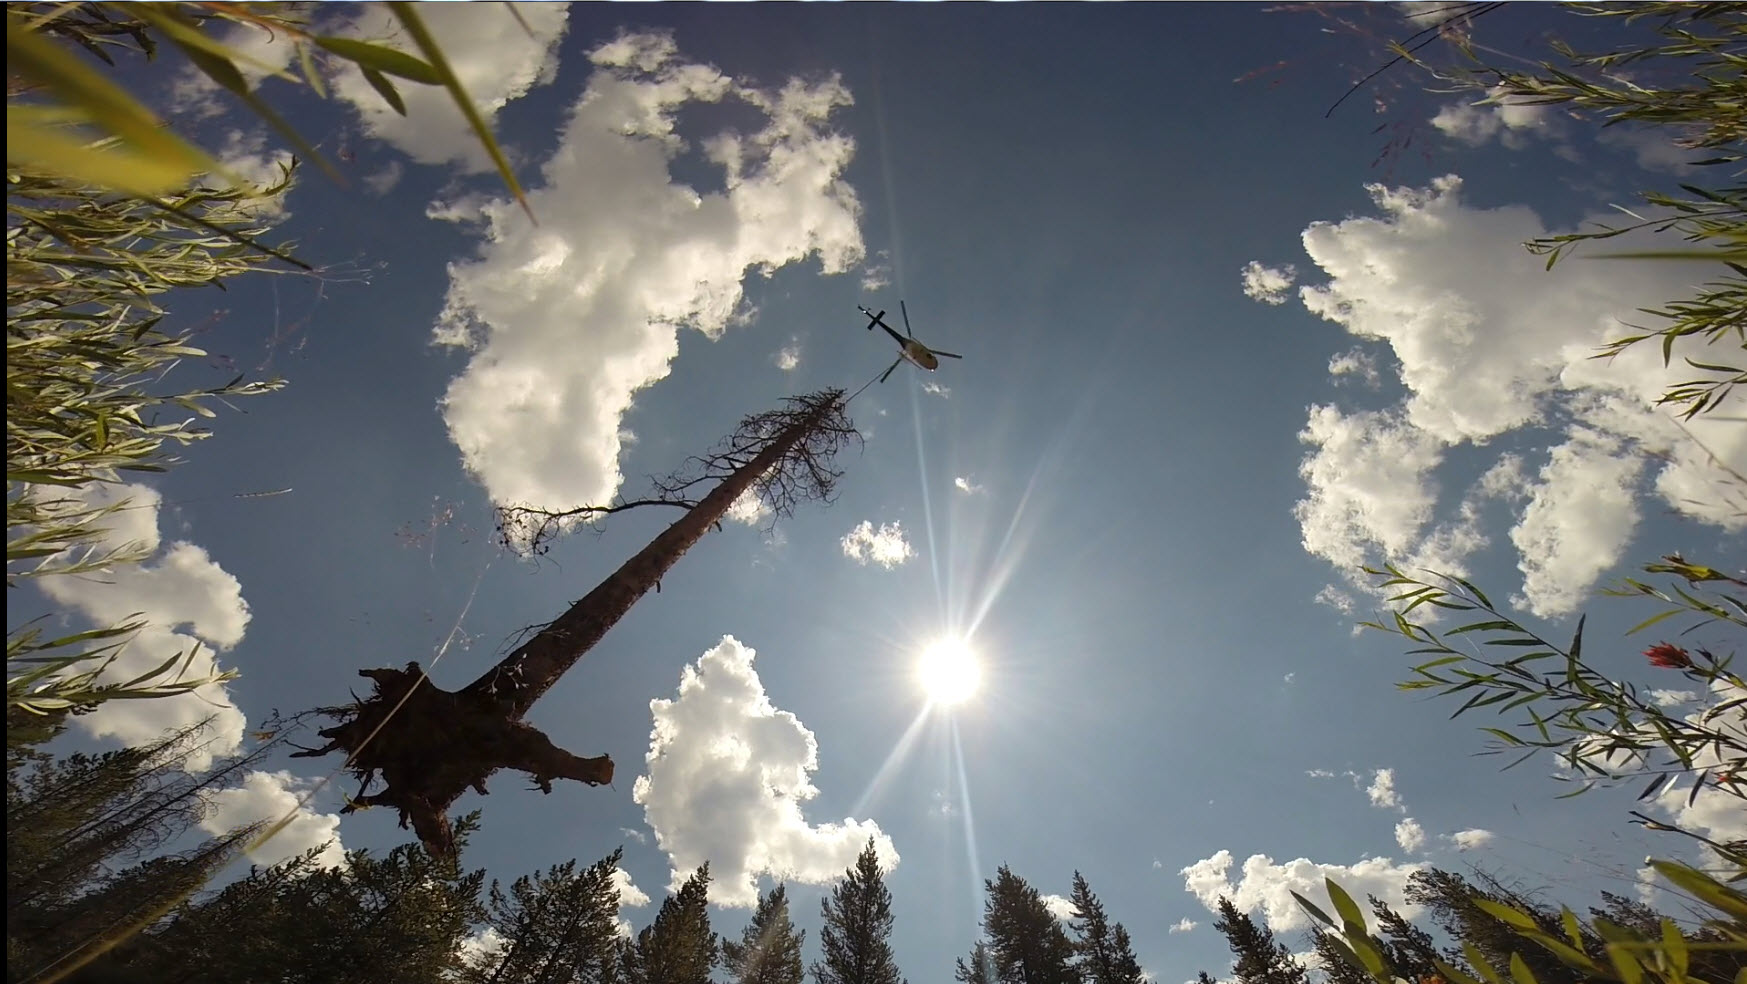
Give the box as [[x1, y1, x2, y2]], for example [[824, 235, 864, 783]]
[[917, 637, 981, 706]]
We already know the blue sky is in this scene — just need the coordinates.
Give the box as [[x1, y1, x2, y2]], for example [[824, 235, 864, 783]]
[[28, 4, 1745, 983]]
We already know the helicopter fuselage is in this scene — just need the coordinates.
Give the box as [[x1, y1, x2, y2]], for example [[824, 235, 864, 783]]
[[903, 340, 940, 370]]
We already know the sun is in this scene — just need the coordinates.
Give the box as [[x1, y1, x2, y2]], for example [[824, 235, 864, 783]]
[[916, 637, 981, 706]]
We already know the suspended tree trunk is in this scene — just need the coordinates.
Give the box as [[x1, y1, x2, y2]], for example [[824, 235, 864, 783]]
[[295, 391, 855, 858]]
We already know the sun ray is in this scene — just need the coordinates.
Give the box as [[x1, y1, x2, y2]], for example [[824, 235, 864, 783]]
[[949, 718, 983, 924], [849, 702, 935, 818]]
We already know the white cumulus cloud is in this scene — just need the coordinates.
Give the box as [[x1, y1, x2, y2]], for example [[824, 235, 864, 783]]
[[1445, 828, 1495, 851], [1181, 850, 1425, 933], [1648, 689, 1699, 708], [33, 483, 249, 770], [199, 769, 346, 869], [330, 4, 569, 171], [1643, 680, 1747, 858], [1041, 893, 1076, 922], [775, 342, 802, 371], [1241, 261, 1297, 305], [1328, 348, 1381, 388], [1508, 425, 1644, 615], [611, 866, 651, 937], [1277, 174, 1739, 617], [430, 32, 865, 513], [1394, 818, 1426, 854], [841, 520, 915, 569], [1431, 87, 1555, 149], [632, 636, 897, 907], [1367, 768, 1403, 811], [954, 476, 985, 495], [1168, 918, 1197, 934]]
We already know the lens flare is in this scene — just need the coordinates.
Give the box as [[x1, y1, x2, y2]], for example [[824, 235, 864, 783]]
[[917, 637, 981, 705]]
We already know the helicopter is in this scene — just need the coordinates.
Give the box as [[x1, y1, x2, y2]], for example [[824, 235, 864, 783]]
[[858, 301, 962, 384]]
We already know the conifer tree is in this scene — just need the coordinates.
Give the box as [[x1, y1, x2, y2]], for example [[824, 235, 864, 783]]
[[979, 866, 1076, 984], [1065, 872, 1143, 984], [463, 849, 628, 984], [814, 839, 905, 984], [624, 863, 717, 984], [954, 942, 995, 984], [1210, 897, 1306, 984], [722, 884, 805, 984]]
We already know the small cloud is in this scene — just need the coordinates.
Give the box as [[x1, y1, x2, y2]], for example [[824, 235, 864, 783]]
[[1041, 893, 1076, 923], [1241, 261, 1296, 305], [921, 380, 950, 399], [460, 928, 507, 969], [1282, 672, 1296, 684], [1314, 584, 1358, 615], [1430, 87, 1556, 149], [1306, 769, 1337, 779], [1395, 817, 1426, 854], [775, 342, 801, 372], [1597, 126, 1700, 174], [1648, 689, 1699, 708], [1367, 768, 1404, 811], [1168, 918, 1197, 934], [1152, 858, 1164, 869], [1328, 348, 1381, 388], [619, 826, 649, 844], [726, 489, 771, 527], [210, 129, 295, 219], [841, 520, 915, 569], [953, 476, 985, 495], [1446, 828, 1494, 851], [611, 866, 651, 937], [861, 250, 892, 291], [364, 160, 404, 195]]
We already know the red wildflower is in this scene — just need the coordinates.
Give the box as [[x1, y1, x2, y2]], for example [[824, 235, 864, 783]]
[[1644, 643, 1693, 669]]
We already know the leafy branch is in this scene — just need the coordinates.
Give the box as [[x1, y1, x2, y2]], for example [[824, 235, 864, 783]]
[[1359, 561, 1745, 821]]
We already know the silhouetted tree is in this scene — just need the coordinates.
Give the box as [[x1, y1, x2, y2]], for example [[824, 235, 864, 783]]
[[954, 942, 995, 984], [1210, 897, 1306, 984], [295, 391, 859, 857], [979, 866, 1076, 984], [461, 849, 627, 984], [623, 864, 717, 984], [1066, 872, 1142, 984], [722, 884, 804, 984], [814, 840, 905, 984]]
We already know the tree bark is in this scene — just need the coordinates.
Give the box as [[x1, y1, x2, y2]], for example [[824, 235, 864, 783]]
[[293, 393, 844, 859], [463, 395, 837, 718]]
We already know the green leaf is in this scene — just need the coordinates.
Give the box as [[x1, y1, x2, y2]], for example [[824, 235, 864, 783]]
[[6, 11, 216, 186], [1463, 942, 1506, 984], [1290, 891, 1336, 929], [1568, 613, 1584, 663], [313, 35, 444, 84], [1448, 619, 1519, 635], [1624, 607, 1685, 636], [1607, 943, 1645, 984], [1475, 898, 1540, 930], [1325, 878, 1367, 932], [386, 1, 533, 222], [1651, 861, 1747, 920], [1661, 918, 1689, 977], [1508, 952, 1540, 984], [358, 65, 408, 116], [297, 39, 327, 100], [1433, 958, 1486, 984]]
